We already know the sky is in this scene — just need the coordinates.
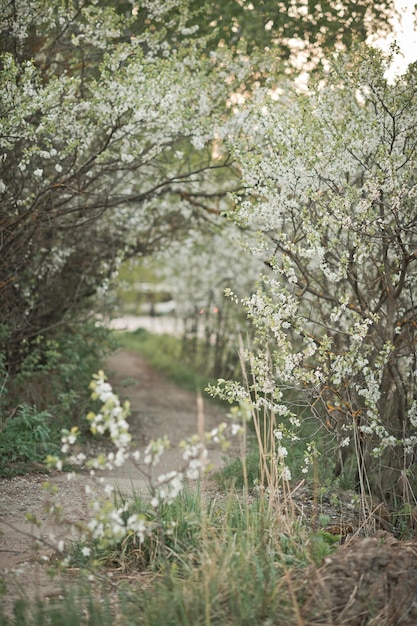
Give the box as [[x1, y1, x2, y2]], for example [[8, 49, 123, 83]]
[[376, 0, 417, 77]]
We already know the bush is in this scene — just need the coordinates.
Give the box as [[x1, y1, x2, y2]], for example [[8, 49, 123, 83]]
[[4, 322, 115, 425]]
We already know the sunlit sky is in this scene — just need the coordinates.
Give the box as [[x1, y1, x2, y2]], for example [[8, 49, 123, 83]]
[[374, 0, 417, 78]]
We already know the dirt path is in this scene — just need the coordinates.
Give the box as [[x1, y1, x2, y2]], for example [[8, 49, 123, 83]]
[[0, 349, 233, 612], [106, 348, 229, 447], [100, 349, 235, 494]]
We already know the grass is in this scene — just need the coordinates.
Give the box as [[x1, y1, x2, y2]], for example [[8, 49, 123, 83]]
[[0, 404, 60, 477], [2, 475, 413, 625], [1, 477, 338, 626], [0, 587, 114, 626], [123, 515, 302, 625]]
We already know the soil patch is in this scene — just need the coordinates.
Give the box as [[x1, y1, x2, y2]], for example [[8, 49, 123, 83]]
[[300, 532, 417, 625]]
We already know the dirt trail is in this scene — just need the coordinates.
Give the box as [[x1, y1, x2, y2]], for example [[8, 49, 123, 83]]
[[101, 349, 234, 493], [0, 349, 232, 611], [106, 348, 228, 446]]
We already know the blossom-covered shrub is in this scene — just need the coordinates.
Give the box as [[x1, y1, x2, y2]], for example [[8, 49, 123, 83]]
[[154, 224, 263, 379], [226, 48, 417, 507]]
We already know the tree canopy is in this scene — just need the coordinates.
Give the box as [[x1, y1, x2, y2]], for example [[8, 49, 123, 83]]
[[187, 0, 394, 71], [1, 0, 394, 376]]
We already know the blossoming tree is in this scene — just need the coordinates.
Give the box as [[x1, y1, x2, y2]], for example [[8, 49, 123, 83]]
[[226, 48, 417, 507], [0, 0, 241, 376], [188, 0, 394, 71], [0, 0, 396, 378], [153, 222, 264, 379]]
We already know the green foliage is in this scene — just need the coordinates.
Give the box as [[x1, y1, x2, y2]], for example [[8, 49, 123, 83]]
[[72, 486, 212, 572], [0, 371, 344, 625], [126, 560, 292, 625], [117, 489, 312, 625], [5, 322, 115, 424], [120, 487, 211, 571], [67, 485, 314, 625], [152, 488, 207, 563], [186, 0, 394, 67], [215, 444, 262, 490], [215, 408, 338, 492], [0, 405, 57, 476], [0, 480, 340, 626], [309, 530, 342, 566]]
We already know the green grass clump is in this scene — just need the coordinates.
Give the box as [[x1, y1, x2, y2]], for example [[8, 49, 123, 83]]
[[214, 444, 262, 490], [0, 405, 59, 477], [114, 486, 314, 626]]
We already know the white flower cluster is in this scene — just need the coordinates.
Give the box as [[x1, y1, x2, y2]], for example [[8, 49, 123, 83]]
[[87, 370, 132, 448], [151, 471, 184, 508], [46, 370, 241, 557]]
